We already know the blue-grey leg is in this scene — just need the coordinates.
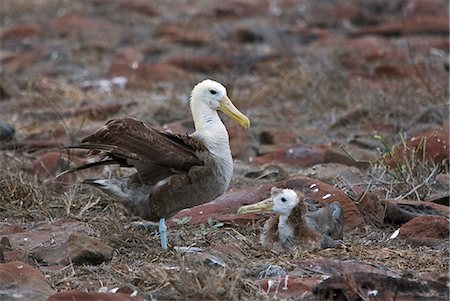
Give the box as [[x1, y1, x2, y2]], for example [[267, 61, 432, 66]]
[[159, 218, 168, 251]]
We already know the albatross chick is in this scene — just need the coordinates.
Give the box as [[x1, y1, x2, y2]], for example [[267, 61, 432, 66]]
[[238, 187, 343, 250], [64, 79, 250, 251]]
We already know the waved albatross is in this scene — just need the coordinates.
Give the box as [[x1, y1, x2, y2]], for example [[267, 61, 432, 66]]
[[238, 188, 343, 250], [65, 79, 250, 251]]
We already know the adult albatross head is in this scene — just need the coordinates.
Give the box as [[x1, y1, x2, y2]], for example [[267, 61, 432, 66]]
[[190, 79, 250, 133]]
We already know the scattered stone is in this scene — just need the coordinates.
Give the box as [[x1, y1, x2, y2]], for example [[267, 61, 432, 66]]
[[213, 0, 269, 17], [294, 258, 398, 278], [254, 143, 328, 167], [313, 272, 449, 301], [0, 24, 42, 41], [300, 163, 368, 186], [382, 199, 450, 225], [397, 215, 449, 248], [0, 121, 15, 142], [49, 12, 110, 35], [1, 51, 46, 74], [353, 16, 449, 37], [2, 219, 88, 256], [167, 55, 231, 72], [118, 1, 159, 17], [155, 25, 211, 46], [0, 261, 55, 301], [47, 290, 144, 301], [386, 123, 449, 166], [30, 232, 113, 266]]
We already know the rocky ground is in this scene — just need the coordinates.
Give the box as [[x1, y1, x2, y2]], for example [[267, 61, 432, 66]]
[[0, 0, 449, 300]]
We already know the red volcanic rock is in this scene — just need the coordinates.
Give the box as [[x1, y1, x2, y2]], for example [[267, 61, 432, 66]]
[[2, 220, 88, 255], [1, 51, 46, 74], [300, 163, 368, 186], [324, 142, 376, 168], [294, 258, 398, 278], [118, 1, 159, 17], [26, 152, 68, 178], [108, 49, 187, 87], [313, 272, 448, 301], [30, 232, 113, 266], [259, 275, 322, 299], [255, 142, 375, 168], [0, 261, 55, 301], [382, 199, 449, 225], [385, 123, 449, 167], [213, 0, 269, 17], [353, 16, 448, 36], [234, 27, 264, 43], [303, 2, 359, 27], [155, 25, 211, 46], [350, 187, 385, 226], [166, 55, 231, 73], [171, 175, 364, 232], [1, 24, 42, 41], [47, 290, 144, 301], [397, 215, 449, 247], [254, 143, 328, 167], [226, 119, 255, 159], [403, 0, 447, 17], [49, 12, 110, 35]]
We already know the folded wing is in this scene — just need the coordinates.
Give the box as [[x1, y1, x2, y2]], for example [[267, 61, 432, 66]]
[[73, 118, 205, 185]]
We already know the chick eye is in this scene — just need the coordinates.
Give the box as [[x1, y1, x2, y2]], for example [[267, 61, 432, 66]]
[[210, 90, 217, 95], [281, 197, 287, 203]]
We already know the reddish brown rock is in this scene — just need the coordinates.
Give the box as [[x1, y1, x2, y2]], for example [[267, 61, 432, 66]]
[[167, 55, 231, 72], [49, 12, 110, 35], [171, 175, 364, 232], [324, 142, 376, 168], [0, 261, 55, 301], [259, 275, 322, 299], [382, 199, 449, 225], [47, 290, 144, 301], [397, 215, 449, 247], [294, 258, 398, 278], [353, 16, 449, 36], [155, 25, 211, 46], [30, 232, 113, 266], [300, 163, 367, 186], [385, 123, 449, 167], [254, 143, 328, 167], [1, 51, 46, 74], [25, 152, 68, 178], [2, 220, 88, 255], [349, 187, 385, 226], [313, 272, 448, 301], [403, 0, 447, 17], [118, 1, 159, 17], [1, 24, 42, 41], [108, 49, 187, 87], [213, 0, 269, 17], [226, 119, 255, 159], [304, 2, 359, 27], [255, 142, 376, 168]]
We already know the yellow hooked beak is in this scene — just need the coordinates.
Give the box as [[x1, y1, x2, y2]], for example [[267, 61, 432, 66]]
[[219, 95, 250, 129], [237, 198, 273, 215]]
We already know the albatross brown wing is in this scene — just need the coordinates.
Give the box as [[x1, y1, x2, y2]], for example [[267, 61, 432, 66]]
[[78, 118, 206, 185]]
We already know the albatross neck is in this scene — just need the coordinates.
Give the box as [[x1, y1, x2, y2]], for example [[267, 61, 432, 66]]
[[191, 101, 228, 137]]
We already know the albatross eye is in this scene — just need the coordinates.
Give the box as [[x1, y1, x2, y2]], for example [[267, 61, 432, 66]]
[[281, 197, 287, 203], [210, 90, 217, 95]]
